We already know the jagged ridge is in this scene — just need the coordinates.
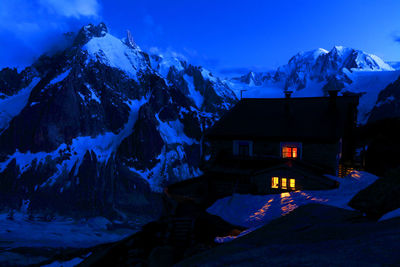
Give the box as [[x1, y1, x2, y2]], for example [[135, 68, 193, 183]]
[[0, 23, 237, 218]]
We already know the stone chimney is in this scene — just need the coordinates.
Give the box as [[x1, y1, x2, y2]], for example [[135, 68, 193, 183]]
[[284, 91, 293, 116], [328, 90, 339, 98], [328, 90, 339, 109], [285, 90, 293, 99]]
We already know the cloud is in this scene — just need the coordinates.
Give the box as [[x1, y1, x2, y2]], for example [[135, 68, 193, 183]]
[[140, 14, 164, 45], [143, 15, 155, 27], [391, 31, 400, 44], [0, 0, 102, 69], [39, 0, 100, 18], [148, 45, 226, 75], [149, 47, 188, 61]]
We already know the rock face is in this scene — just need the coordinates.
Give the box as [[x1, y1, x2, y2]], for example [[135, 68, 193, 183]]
[[178, 204, 400, 266], [368, 75, 400, 123], [349, 167, 400, 219], [359, 118, 400, 175], [0, 23, 237, 218]]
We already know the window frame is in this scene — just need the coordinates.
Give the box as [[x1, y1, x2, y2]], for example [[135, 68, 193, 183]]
[[280, 142, 302, 159], [271, 177, 279, 188], [281, 178, 287, 189], [289, 178, 295, 189], [233, 140, 253, 156], [270, 176, 296, 190]]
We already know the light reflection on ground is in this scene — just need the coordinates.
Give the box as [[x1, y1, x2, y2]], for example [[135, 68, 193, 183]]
[[210, 171, 379, 243], [248, 199, 274, 221], [280, 192, 298, 216]]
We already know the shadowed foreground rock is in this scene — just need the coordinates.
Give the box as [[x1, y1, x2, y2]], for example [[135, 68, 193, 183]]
[[349, 167, 400, 219], [177, 204, 400, 267], [77, 201, 244, 266]]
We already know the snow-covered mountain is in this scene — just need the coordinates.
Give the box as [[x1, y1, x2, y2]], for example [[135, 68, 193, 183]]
[[388, 61, 400, 70], [0, 23, 398, 218], [0, 23, 237, 218], [368, 75, 400, 123], [229, 46, 400, 123]]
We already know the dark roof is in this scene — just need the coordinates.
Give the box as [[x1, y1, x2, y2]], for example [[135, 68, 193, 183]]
[[204, 155, 326, 176], [206, 96, 359, 141], [204, 156, 338, 189]]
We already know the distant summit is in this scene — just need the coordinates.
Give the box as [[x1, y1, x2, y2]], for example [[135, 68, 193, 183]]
[[235, 46, 393, 91], [228, 46, 399, 123]]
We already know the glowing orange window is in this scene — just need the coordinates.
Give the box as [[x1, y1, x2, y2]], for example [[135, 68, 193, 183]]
[[282, 146, 298, 158], [271, 177, 279, 188], [290, 179, 295, 189], [292, 147, 297, 158], [281, 178, 287, 189]]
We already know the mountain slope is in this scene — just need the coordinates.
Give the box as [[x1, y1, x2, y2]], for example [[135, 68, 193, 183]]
[[0, 23, 237, 218], [368, 75, 400, 123]]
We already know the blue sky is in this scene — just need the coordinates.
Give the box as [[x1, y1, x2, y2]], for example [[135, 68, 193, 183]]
[[1, 0, 400, 74]]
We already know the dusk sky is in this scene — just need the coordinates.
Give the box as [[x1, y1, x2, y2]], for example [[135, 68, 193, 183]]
[[1, 0, 400, 74]]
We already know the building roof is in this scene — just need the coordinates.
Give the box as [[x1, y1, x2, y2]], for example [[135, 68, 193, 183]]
[[204, 155, 326, 176], [204, 155, 339, 189], [206, 96, 359, 141]]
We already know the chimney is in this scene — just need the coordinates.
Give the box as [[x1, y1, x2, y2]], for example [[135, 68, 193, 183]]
[[284, 91, 292, 116], [328, 90, 339, 98], [328, 90, 339, 108], [285, 90, 293, 99]]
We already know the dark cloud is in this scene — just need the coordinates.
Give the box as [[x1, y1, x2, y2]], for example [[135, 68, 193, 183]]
[[147, 46, 221, 72], [0, 0, 101, 69], [0, 31, 36, 70]]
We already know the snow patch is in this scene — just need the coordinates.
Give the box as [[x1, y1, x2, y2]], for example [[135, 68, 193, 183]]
[[156, 115, 198, 145], [344, 70, 400, 123], [49, 69, 71, 85], [183, 74, 203, 108], [130, 144, 202, 192], [0, 97, 148, 187], [379, 208, 400, 221], [0, 77, 40, 132], [0, 212, 136, 249], [83, 33, 147, 80], [151, 55, 184, 78], [376, 95, 395, 108], [84, 83, 101, 104], [42, 256, 87, 267], [208, 171, 378, 230]]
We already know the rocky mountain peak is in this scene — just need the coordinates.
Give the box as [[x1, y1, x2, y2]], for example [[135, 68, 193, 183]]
[[125, 30, 139, 50], [330, 45, 351, 55], [0, 23, 238, 217], [73, 22, 109, 47]]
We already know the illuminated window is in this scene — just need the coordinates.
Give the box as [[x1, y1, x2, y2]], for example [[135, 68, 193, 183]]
[[281, 178, 287, 189], [271, 177, 279, 188], [282, 146, 298, 158], [290, 179, 295, 189], [292, 148, 297, 158]]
